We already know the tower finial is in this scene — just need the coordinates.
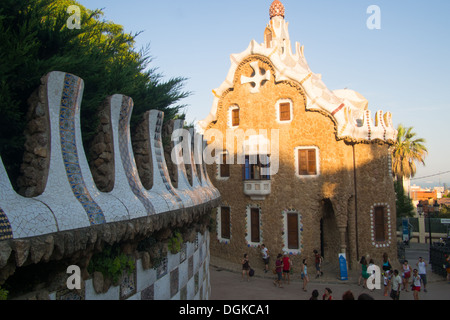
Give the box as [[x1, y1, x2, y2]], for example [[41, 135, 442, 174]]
[[269, 0, 285, 19]]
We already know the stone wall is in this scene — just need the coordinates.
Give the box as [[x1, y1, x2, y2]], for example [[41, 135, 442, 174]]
[[0, 71, 220, 300]]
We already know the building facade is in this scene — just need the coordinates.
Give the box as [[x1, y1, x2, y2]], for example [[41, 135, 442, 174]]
[[200, 1, 398, 271]]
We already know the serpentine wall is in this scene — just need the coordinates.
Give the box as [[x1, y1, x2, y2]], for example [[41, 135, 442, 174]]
[[0, 71, 220, 300]]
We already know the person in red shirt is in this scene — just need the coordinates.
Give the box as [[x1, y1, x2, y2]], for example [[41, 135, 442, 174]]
[[282, 253, 292, 284], [322, 288, 333, 300]]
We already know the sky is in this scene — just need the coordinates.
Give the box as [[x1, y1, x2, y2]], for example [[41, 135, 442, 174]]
[[77, 0, 450, 188]]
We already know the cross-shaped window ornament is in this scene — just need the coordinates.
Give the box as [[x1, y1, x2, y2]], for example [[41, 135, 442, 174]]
[[241, 61, 271, 94]]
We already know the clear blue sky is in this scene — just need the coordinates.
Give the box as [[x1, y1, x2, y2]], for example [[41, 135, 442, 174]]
[[77, 0, 450, 188]]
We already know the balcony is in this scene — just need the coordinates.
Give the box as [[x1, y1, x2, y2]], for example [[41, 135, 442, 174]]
[[243, 180, 271, 200]]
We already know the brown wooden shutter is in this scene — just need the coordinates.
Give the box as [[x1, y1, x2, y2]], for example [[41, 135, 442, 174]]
[[308, 149, 317, 175], [279, 103, 291, 121], [298, 149, 317, 176], [374, 206, 386, 241], [221, 207, 231, 240], [232, 109, 240, 126], [298, 150, 307, 175], [250, 208, 260, 243], [287, 213, 299, 249]]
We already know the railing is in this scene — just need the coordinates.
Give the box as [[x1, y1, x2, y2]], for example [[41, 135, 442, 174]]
[[430, 243, 450, 278]]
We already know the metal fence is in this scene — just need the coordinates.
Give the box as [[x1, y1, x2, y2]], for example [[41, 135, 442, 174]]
[[397, 217, 449, 236], [430, 242, 450, 278]]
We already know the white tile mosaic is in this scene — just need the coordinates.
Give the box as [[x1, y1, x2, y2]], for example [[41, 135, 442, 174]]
[[0, 158, 57, 239], [0, 71, 219, 242]]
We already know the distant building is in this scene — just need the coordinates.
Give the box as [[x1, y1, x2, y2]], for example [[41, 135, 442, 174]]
[[200, 1, 398, 270]]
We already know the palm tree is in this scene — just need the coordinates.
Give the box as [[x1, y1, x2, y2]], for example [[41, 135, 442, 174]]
[[391, 124, 428, 185]]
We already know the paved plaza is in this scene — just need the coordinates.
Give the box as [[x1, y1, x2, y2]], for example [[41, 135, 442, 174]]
[[209, 243, 450, 301]]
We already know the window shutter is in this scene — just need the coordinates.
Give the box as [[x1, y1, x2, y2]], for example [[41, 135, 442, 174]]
[[221, 207, 231, 240], [298, 150, 308, 175], [374, 206, 385, 242], [308, 149, 317, 175], [287, 213, 299, 249], [279, 103, 291, 121], [250, 208, 260, 243], [232, 109, 240, 126], [298, 148, 317, 176]]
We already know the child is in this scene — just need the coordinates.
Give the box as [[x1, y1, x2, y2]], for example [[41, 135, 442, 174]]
[[301, 258, 309, 292]]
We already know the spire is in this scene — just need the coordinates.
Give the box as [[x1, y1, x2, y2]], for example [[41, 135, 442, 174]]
[[269, 0, 285, 19]]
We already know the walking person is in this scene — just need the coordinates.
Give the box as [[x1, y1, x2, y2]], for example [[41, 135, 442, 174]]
[[273, 254, 284, 288], [241, 253, 251, 282], [360, 256, 370, 288], [313, 249, 323, 279], [411, 269, 421, 300], [416, 257, 428, 292], [261, 244, 270, 274], [402, 260, 412, 291], [390, 269, 402, 300], [301, 258, 309, 292], [282, 253, 292, 284]]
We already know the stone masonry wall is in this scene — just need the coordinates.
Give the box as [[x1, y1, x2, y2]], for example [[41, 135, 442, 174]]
[[207, 56, 398, 273]]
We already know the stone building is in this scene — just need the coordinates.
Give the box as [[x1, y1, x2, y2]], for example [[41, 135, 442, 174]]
[[200, 0, 398, 272]]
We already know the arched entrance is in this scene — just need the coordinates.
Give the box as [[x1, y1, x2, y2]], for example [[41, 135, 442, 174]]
[[320, 199, 340, 263]]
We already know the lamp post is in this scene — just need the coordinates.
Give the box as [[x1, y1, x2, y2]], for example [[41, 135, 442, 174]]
[[426, 201, 440, 262], [417, 202, 425, 252], [432, 201, 440, 245], [417, 202, 423, 216]]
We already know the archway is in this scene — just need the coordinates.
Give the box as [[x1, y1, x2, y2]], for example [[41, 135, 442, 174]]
[[320, 199, 340, 263]]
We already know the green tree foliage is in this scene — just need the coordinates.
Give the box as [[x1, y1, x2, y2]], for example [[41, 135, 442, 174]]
[[394, 179, 415, 218], [0, 0, 190, 185], [391, 124, 428, 184]]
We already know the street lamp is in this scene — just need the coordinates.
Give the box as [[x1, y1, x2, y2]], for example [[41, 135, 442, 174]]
[[433, 201, 440, 215], [417, 202, 423, 216]]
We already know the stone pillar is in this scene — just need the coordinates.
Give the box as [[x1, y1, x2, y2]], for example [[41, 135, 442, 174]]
[[338, 226, 347, 254], [418, 215, 425, 244]]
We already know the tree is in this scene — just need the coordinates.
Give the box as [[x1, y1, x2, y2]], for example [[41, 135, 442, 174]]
[[391, 124, 428, 186], [0, 0, 190, 186], [394, 179, 415, 218]]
